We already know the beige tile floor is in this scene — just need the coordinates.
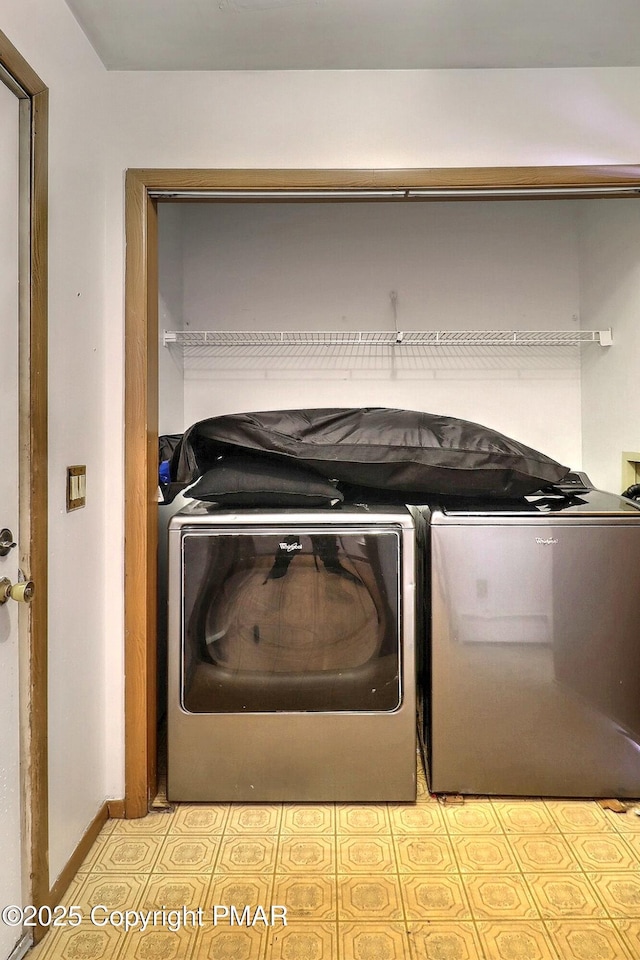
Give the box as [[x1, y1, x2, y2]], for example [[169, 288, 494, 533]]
[[29, 761, 640, 960]]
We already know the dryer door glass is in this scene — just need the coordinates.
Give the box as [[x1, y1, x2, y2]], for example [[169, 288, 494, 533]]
[[181, 526, 402, 712]]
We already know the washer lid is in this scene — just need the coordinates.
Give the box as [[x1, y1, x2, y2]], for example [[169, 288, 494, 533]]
[[438, 489, 640, 518]]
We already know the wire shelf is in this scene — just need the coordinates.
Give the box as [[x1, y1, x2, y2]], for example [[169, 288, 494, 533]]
[[163, 328, 612, 348]]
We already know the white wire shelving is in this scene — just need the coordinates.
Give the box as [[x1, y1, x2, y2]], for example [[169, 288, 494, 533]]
[[163, 328, 613, 348]]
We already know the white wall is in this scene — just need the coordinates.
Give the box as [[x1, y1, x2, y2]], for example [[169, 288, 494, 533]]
[[104, 66, 640, 803], [169, 199, 582, 469], [1, 2, 109, 885], [105, 68, 640, 170], [579, 200, 640, 492], [181, 201, 579, 331], [158, 204, 185, 435]]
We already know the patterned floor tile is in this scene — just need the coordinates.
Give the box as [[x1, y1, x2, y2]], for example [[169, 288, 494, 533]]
[[226, 804, 282, 835], [29, 922, 127, 960], [507, 835, 581, 873], [209, 873, 274, 913], [406, 921, 483, 960], [450, 835, 520, 874], [75, 836, 112, 874], [564, 833, 639, 872], [492, 801, 559, 835], [281, 805, 335, 835], [89, 836, 164, 874], [153, 835, 220, 873], [110, 810, 174, 836], [116, 925, 198, 959], [217, 836, 279, 874], [53, 760, 640, 960], [70, 873, 148, 914], [337, 836, 396, 875], [139, 874, 212, 911], [277, 836, 336, 874], [264, 922, 337, 960], [587, 872, 640, 918], [394, 836, 458, 874], [477, 920, 559, 960], [525, 873, 607, 920], [57, 874, 88, 909], [336, 805, 392, 835], [337, 875, 404, 921], [415, 781, 431, 799], [340, 922, 410, 960], [544, 801, 616, 834], [463, 873, 539, 920], [388, 802, 446, 835], [609, 808, 640, 833], [168, 804, 229, 835], [415, 778, 432, 801], [194, 924, 267, 960], [616, 832, 640, 862], [401, 875, 472, 921], [546, 919, 634, 959], [271, 874, 336, 921], [616, 919, 640, 956], [440, 801, 502, 835], [97, 817, 117, 835]]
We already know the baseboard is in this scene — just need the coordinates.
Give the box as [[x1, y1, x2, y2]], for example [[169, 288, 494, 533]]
[[7, 934, 32, 960], [107, 798, 126, 819], [47, 800, 110, 908]]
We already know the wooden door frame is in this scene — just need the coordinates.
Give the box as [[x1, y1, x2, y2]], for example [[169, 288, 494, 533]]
[[124, 163, 640, 817], [0, 31, 49, 919]]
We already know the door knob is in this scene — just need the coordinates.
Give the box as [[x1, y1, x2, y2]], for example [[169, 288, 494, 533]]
[[0, 577, 35, 604], [0, 529, 17, 557]]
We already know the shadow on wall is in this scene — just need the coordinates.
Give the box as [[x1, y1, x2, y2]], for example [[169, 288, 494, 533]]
[[174, 344, 583, 378]]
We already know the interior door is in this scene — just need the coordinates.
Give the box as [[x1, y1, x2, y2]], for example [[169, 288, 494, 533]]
[[0, 73, 25, 959]]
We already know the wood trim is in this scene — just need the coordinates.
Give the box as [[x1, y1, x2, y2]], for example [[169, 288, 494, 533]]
[[129, 165, 640, 192], [145, 195, 159, 803], [124, 171, 159, 817], [0, 29, 49, 935], [27, 84, 50, 920], [47, 802, 109, 909], [124, 163, 640, 815], [0, 30, 47, 96], [107, 798, 126, 819]]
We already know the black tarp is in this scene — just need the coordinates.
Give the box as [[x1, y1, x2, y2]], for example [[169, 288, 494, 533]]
[[169, 407, 569, 500]]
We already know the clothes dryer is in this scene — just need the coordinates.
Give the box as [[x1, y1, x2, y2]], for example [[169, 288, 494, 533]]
[[168, 503, 419, 801]]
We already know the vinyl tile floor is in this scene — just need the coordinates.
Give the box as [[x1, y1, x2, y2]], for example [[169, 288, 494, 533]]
[[28, 761, 640, 960]]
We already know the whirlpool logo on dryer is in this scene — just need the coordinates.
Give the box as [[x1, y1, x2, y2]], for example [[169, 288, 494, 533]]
[[279, 541, 302, 552], [535, 537, 558, 545]]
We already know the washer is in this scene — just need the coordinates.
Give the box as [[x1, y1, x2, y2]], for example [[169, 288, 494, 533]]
[[425, 488, 640, 798]]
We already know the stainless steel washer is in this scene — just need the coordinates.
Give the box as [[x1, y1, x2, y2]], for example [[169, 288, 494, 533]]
[[425, 490, 640, 797]]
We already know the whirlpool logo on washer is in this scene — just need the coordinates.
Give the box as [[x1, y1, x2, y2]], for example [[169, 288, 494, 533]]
[[535, 537, 558, 545], [279, 541, 302, 552]]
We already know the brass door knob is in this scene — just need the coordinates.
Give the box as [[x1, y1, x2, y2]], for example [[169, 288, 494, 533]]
[[0, 577, 35, 604]]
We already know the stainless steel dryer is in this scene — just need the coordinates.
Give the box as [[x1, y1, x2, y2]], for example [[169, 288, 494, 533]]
[[426, 489, 640, 798], [167, 502, 418, 802]]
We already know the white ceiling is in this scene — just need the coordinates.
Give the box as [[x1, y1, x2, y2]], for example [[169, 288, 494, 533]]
[[64, 0, 640, 72]]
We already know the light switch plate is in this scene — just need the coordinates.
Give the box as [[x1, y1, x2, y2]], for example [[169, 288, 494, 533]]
[[67, 465, 86, 511]]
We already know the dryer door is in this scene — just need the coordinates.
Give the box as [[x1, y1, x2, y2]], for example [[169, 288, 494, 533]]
[[180, 525, 402, 713]]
